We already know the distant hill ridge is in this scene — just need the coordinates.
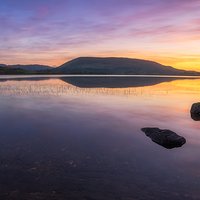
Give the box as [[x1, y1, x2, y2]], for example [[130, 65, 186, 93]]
[[54, 57, 199, 75], [0, 64, 53, 74], [8, 64, 53, 71], [0, 57, 199, 75]]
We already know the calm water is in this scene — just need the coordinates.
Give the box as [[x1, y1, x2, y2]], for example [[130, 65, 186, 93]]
[[0, 76, 200, 200]]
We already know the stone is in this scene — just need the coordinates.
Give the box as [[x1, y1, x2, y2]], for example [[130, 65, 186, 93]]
[[191, 102, 200, 121], [141, 127, 186, 149]]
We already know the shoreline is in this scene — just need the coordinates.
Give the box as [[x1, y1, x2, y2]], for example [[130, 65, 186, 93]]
[[1, 74, 200, 80]]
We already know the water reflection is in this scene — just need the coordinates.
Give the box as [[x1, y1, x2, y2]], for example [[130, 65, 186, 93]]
[[0, 76, 200, 199], [60, 77, 179, 88], [1, 76, 200, 97]]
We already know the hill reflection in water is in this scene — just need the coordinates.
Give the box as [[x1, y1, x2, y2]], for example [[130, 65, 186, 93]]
[[0, 76, 199, 97], [60, 76, 188, 88]]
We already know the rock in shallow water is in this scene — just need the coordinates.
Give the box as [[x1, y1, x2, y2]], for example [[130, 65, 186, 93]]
[[141, 128, 186, 149], [191, 102, 200, 121]]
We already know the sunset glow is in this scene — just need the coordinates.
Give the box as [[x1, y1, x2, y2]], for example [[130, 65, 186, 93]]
[[1, 0, 200, 70]]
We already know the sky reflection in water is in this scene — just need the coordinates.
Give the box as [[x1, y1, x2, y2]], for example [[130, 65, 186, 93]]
[[0, 77, 200, 200]]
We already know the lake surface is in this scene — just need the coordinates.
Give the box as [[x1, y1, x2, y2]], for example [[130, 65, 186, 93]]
[[0, 76, 200, 200]]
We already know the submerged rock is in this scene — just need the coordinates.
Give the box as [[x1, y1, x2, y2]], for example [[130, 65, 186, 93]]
[[191, 102, 200, 121], [141, 128, 186, 149]]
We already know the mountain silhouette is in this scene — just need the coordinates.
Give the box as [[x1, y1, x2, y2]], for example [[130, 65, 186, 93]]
[[54, 57, 200, 75]]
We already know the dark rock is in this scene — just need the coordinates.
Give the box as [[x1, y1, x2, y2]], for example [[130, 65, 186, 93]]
[[191, 102, 200, 121], [141, 128, 186, 149]]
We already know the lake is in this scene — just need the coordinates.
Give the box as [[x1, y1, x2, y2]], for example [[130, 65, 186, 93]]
[[0, 76, 200, 200]]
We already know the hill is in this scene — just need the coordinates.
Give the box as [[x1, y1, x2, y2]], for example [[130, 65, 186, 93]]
[[0, 67, 31, 75], [54, 57, 199, 75], [8, 64, 52, 71], [0, 57, 199, 75]]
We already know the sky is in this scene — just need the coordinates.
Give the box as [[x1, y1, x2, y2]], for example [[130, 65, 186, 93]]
[[0, 0, 200, 70]]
